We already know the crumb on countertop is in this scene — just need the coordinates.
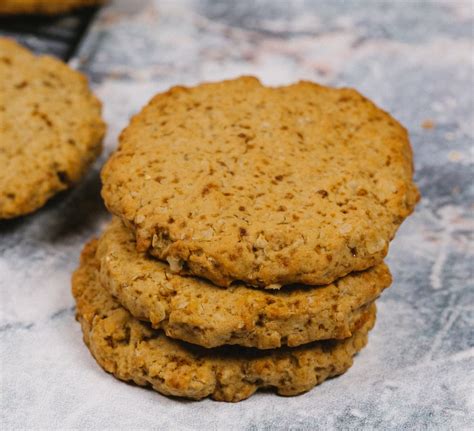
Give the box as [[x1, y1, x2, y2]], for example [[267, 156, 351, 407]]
[[422, 119, 435, 129]]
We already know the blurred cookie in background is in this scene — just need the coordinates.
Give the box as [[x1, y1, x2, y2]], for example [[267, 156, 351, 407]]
[[0, 37, 105, 219], [0, 0, 105, 15]]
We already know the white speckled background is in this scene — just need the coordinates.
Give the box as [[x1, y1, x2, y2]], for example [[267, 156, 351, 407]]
[[1, 0, 473, 429]]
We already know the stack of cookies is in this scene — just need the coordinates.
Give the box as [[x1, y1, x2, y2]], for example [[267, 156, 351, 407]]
[[72, 77, 419, 402]]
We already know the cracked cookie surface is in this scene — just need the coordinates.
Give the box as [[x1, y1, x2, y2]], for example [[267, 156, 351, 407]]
[[0, 0, 103, 14], [97, 218, 390, 349], [0, 38, 105, 219], [73, 239, 376, 402], [101, 77, 419, 288]]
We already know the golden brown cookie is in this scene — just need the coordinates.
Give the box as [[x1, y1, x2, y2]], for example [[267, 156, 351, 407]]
[[97, 218, 390, 349], [101, 77, 419, 289], [0, 38, 105, 219], [0, 0, 103, 14], [72, 239, 376, 402]]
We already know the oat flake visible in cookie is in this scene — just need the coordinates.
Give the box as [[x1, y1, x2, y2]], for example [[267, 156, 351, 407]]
[[73, 239, 376, 402], [97, 218, 390, 349], [101, 77, 419, 288], [0, 38, 105, 219]]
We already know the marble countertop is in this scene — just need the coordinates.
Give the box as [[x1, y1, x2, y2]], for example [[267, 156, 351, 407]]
[[1, 0, 473, 429]]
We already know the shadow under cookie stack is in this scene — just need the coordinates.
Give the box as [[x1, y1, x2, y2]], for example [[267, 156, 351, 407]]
[[72, 77, 419, 402]]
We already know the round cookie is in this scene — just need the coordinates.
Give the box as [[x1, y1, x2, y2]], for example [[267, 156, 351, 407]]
[[97, 218, 391, 349], [73, 239, 376, 402], [0, 38, 105, 219], [101, 77, 419, 289], [0, 0, 103, 14]]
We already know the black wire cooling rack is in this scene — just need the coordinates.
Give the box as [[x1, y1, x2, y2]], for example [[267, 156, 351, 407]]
[[0, 6, 100, 60]]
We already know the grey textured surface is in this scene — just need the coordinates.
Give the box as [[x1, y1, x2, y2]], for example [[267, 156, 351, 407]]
[[1, 0, 473, 429]]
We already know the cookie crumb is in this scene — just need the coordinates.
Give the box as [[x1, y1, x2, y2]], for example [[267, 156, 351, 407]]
[[421, 119, 435, 129]]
